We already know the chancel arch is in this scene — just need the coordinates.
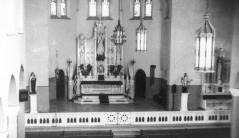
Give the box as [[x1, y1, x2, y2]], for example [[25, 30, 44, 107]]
[[135, 69, 146, 98], [56, 69, 65, 99]]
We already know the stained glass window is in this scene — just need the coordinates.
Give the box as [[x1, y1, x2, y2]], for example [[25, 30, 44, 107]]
[[50, 0, 57, 16], [145, 0, 152, 17], [89, 0, 97, 17], [134, 0, 141, 17], [60, 0, 67, 16], [102, 0, 110, 17]]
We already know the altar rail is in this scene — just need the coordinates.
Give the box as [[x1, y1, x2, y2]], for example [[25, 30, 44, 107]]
[[25, 110, 231, 127]]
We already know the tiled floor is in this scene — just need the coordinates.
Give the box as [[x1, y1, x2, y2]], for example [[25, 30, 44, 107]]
[[49, 98, 165, 112]]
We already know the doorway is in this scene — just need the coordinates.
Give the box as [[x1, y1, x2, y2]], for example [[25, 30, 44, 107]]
[[56, 70, 65, 99], [135, 69, 146, 98]]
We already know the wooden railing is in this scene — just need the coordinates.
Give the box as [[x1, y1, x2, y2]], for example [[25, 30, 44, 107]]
[[25, 110, 231, 127]]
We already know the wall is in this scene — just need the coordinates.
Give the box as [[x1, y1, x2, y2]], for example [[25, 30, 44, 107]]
[[48, 0, 78, 100], [25, 0, 49, 112], [167, 0, 235, 110], [48, 0, 78, 77], [230, 0, 239, 89], [122, 0, 162, 78]]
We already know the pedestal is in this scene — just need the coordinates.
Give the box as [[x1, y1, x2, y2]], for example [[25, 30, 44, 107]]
[[30, 94, 37, 114], [68, 80, 73, 100], [180, 93, 189, 111], [129, 80, 135, 99], [230, 88, 239, 138]]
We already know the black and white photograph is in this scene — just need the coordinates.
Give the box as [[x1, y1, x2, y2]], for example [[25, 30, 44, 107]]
[[0, 0, 238, 137]]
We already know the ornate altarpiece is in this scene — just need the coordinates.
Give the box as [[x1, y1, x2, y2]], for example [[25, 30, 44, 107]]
[[74, 21, 129, 104]]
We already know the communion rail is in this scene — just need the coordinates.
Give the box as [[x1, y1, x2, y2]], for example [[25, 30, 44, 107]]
[[25, 110, 231, 127]]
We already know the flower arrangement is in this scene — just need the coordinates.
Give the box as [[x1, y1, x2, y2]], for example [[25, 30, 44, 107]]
[[109, 65, 122, 77], [80, 64, 92, 77]]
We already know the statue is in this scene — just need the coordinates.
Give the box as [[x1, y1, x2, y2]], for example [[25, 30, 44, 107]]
[[181, 73, 192, 93], [29, 72, 37, 94], [216, 48, 225, 85]]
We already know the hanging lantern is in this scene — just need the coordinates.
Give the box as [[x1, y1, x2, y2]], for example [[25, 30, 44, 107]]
[[195, 14, 215, 73], [111, 20, 126, 46], [136, 21, 147, 51]]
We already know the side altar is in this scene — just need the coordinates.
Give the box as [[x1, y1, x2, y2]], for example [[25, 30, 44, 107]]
[[73, 21, 131, 104]]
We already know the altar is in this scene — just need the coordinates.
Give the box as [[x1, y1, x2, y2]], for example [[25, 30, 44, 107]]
[[70, 21, 132, 104]]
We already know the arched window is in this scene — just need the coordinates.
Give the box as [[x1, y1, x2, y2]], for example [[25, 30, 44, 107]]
[[101, 0, 110, 17], [60, 0, 67, 16], [50, 0, 57, 16], [145, 0, 152, 17], [133, 0, 141, 17], [89, 0, 97, 17]]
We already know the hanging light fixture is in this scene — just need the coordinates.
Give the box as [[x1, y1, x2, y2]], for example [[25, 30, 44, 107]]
[[136, 21, 147, 51], [195, 0, 215, 73], [111, 0, 126, 46], [136, 0, 147, 51], [111, 20, 126, 46]]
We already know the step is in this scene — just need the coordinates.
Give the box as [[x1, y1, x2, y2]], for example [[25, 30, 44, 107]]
[[112, 130, 140, 137], [75, 95, 130, 104]]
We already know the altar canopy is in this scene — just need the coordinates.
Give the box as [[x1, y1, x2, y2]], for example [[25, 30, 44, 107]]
[[73, 21, 131, 104]]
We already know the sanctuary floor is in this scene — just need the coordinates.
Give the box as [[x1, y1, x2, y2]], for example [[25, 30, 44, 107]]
[[49, 98, 165, 112]]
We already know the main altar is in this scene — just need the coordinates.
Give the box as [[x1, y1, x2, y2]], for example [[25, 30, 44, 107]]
[[72, 21, 131, 104]]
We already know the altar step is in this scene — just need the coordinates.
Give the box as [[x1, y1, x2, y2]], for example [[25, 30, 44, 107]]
[[74, 95, 131, 104]]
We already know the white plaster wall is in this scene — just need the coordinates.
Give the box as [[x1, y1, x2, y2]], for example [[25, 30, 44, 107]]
[[25, 0, 49, 86], [48, 0, 78, 77]]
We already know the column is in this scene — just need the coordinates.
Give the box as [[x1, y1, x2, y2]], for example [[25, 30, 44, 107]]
[[230, 88, 239, 138], [8, 106, 19, 138], [68, 80, 73, 100], [18, 102, 25, 138]]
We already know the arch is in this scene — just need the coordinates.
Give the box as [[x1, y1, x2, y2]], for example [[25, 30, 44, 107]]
[[56, 69, 65, 99], [135, 69, 146, 98], [19, 65, 25, 89], [0, 97, 5, 130], [8, 75, 18, 107]]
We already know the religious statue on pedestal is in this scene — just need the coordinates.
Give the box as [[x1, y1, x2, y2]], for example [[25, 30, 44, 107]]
[[181, 73, 192, 93], [29, 72, 37, 94], [180, 73, 192, 111]]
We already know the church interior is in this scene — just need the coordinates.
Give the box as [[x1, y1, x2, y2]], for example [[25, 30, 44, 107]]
[[0, 0, 239, 137]]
